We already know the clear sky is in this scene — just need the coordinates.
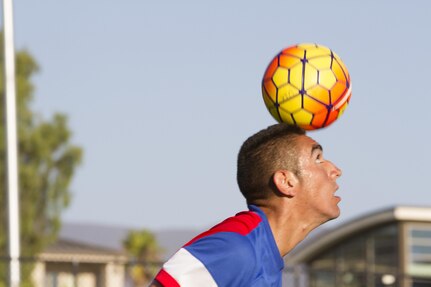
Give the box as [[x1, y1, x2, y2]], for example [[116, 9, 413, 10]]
[[7, 0, 431, 231]]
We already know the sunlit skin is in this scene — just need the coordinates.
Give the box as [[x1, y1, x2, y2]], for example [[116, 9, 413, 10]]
[[295, 136, 342, 221], [257, 135, 342, 257]]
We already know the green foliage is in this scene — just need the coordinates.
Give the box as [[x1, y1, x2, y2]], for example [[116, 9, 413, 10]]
[[0, 32, 83, 286], [123, 230, 163, 286]]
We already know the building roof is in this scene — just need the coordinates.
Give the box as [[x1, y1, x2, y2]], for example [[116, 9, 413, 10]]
[[286, 205, 431, 266], [39, 238, 128, 264], [60, 222, 199, 260]]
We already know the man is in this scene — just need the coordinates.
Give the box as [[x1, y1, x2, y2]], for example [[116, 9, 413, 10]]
[[150, 123, 342, 286]]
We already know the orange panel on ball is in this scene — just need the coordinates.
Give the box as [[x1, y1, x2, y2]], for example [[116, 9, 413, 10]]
[[303, 95, 328, 114], [279, 54, 301, 69], [330, 81, 349, 104], [307, 85, 331, 105], [263, 80, 277, 101], [263, 58, 279, 80], [332, 59, 349, 83], [311, 110, 329, 128], [334, 56, 350, 81], [262, 87, 275, 106], [325, 109, 339, 126], [281, 46, 306, 58]]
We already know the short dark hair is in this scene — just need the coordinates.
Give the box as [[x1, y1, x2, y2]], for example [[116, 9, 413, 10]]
[[236, 124, 305, 204]]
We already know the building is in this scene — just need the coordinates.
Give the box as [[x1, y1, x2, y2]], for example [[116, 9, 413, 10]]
[[32, 238, 127, 287], [286, 206, 431, 287], [28, 225, 196, 287], [28, 206, 431, 287]]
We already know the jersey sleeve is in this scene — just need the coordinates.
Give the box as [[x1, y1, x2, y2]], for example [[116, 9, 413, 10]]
[[154, 232, 257, 287]]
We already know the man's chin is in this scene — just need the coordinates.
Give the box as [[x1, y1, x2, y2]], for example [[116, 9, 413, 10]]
[[326, 207, 341, 222]]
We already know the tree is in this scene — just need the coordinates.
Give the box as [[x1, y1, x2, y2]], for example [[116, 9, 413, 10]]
[[123, 230, 163, 287], [0, 32, 83, 287]]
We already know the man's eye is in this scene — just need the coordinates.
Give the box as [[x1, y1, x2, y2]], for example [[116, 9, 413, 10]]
[[316, 155, 324, 163]]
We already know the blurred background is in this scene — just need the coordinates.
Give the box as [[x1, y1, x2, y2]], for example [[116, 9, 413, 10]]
[[1, 0, 431, 286]]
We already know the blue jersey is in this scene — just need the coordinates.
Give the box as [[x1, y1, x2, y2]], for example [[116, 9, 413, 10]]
[[154, 205, 284, 286]]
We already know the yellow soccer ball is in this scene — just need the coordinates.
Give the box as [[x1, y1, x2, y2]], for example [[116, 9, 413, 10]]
[[262, 43, 351, 130]]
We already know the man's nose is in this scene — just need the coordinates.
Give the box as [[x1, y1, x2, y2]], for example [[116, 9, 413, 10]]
[[330, 162, 342, 178]]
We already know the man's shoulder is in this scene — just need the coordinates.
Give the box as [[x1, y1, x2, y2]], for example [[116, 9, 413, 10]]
[[185, 210, 263, 246], [182, 229, 259, 286], [156, 211, 267, 287]]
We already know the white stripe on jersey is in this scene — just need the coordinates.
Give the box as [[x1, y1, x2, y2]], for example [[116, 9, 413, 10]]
[[163, 248, 218, 287]]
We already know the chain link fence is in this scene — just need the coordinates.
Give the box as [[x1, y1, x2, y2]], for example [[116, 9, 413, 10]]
[[1, 257, 431, 287]]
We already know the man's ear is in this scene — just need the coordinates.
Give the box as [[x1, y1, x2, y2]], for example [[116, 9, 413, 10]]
[[273, 170, 299, 197]]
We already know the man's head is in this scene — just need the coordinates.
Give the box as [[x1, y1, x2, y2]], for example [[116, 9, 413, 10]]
[[236, 124, 305, 204]]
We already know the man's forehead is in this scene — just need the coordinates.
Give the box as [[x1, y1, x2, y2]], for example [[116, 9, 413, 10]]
[[296, 134, 320, 145], [295, 135, 323, 152]]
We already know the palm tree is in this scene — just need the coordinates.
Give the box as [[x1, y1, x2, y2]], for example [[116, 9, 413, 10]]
[[123, 229, 163, 286]]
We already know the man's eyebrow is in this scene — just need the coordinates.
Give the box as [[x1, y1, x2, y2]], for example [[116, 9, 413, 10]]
[[311, 144, 323, 155]]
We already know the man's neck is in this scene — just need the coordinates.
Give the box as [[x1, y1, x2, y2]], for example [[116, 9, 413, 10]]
[[258, 203, 323, 257]]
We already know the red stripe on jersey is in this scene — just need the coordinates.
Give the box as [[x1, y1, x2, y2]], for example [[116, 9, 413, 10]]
[[154, 269, 180, 287], [185, 211, 262, 246]]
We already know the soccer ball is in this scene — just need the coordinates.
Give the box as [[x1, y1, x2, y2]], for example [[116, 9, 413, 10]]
[[262, 43, 351, 130]]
